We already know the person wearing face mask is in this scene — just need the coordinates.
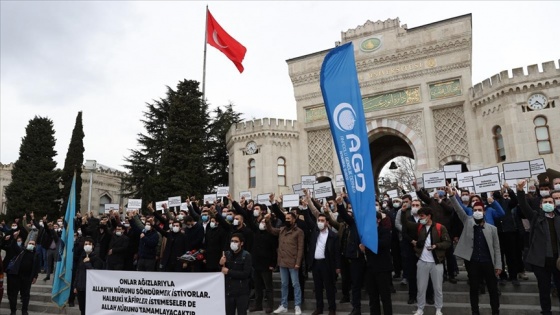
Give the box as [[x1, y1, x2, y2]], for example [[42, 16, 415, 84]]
[[229, 214, 254, 253], [204, 215, 229, 272], [517, 180, 560, 315], [221, 234, 252, 315], [68, 230, 85, 307], [183, 215, 205, 272], [401, 203, 451, 315], [306, 213, 339, 315], [1, 226, 23, 274], [43, 222, 61, 281], [387, 197, 403, 281], [157, 221, 188, 272], [73, 238, 103, 315], [449, 186, 502, 315], [6, 239, 40, 315], [105, 225, 129, 271], [129, 213, 159, 272]]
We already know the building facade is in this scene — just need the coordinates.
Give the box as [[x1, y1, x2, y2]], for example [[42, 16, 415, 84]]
[[226, 14, 559, 198]]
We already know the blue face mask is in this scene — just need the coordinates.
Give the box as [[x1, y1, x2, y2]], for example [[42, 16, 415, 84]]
[[419, 219, 428, 225], [543, 203, 555, 213], [226, 215, 233, 222], [201, 215, 209, 222]]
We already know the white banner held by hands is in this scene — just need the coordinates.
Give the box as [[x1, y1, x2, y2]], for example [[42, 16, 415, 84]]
[[422, 171, 446, 189], [530, 158, 547, 175], [301, 175, 316, 189], [104, 204, 120, 214], [456, 170, 481, 188], [282, 194, 300, 208], [472, 174, 502, 194], [128, 199, 142, 210], [257, 193, 272, 206], [313, 181, 333, 198], [203, 194, 217, 205], [216, 186, 230, 197], [443, 164, 462, 179], [239, 191, 252, 200], [155, 201, 167, 211], [167, 196, 181, 208], [503, 161, 531, 180]]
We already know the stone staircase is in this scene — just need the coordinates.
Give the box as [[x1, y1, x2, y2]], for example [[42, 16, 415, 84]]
[[1, 265, 557, 315]]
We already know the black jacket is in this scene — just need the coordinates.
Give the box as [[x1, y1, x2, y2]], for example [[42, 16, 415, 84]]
[[106, 233, 130, 268], [184, 223, 204, 252], [307, 227, 340, 272], [365, 225, 393, 272], [159, 229, 187, 270], [224, 250, 252, 296], [204, 223, 229, 271], [6, 242, 40, 279], [337, 203, 363, 259], [74, 251, 103, 291], [251, 228, 278, 272]]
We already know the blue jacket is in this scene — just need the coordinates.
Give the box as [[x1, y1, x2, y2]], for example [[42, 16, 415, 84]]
[[456, 195, 505, 225]]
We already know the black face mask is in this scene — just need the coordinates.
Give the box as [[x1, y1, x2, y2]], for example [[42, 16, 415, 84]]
[[284, 221, 292, 227], [474, 218, 484, 225]]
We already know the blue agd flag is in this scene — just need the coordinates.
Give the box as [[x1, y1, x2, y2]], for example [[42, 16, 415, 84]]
[[320, 42, 378, 253], [52, 173, 76, 307]]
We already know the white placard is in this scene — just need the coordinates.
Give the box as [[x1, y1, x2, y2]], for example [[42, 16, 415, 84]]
[[456, 170, 481, 188], [530, 158, 547, 175], [414, 178, 424, 189], [203, 194, 217, 204], [257, 194, 272, 206], [443, 164, 462, 179], [503, 161, 531, 180], [386, 189, 399, 199], [86, 270, 225, 315], [422, 171, 446, 189], [313, 181, 333, 198], [409, 191, 418, 200], [128, 199, 142, 210], [472, 174, 502, 194], [335, 174, 345, 187], [155, 201, 167, 211], [167, 196, 181, 208], [282, 194, 300, 208], [239, 191, 252, 200], [104, 203, 120, 214], [479, 166, 499, 176], [180, 203, 189, 211], [216, 186, 230, 197], [292, 183, 304, 196], [301, 175, 316, 189]]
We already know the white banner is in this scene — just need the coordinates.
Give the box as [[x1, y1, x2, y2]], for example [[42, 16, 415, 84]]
[[203, 194, 217, 205], [422, 171, 446, 189], [301, 175, 316, 189], [503, 161, 531, 180], [86, 270, 225, 315], [216, 186, 230, 197], [292, 183, 304, 196], [456, 170, 481, 188], [282, 194, 300, 208], [155, 201, 167, 211], [313, 181, 333, 198], [386, 189, 399, 199], [335, 174, 345, 187], [473, 174, 502, 194], [167, 196, 182, 208], [479, 166, 499, 176], [530, 158, 547, 175], [257, 194, 272, 206], [443, 164, 462, 179], [409, 191, 418, 200], [104, 204, 119, 214], [128, 199, 142, 210], [180, 203, 189, 211], [239, 191, 252, 200]]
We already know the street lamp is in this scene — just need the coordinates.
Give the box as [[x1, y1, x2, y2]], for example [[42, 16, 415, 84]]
[[84, 160, 97, 214]]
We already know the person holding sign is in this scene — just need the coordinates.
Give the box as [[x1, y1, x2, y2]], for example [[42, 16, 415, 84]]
[[516, 180, 560, 315], [73, 237, 103, 315], [221, 233, 253, 315], [447, 186, 502, 315]]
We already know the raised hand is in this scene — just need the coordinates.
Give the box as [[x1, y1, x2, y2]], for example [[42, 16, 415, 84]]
[[517, 180, 526, 192]]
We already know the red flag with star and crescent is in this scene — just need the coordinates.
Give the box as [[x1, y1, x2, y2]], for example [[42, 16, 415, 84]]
[[206, 9, 247, 73]]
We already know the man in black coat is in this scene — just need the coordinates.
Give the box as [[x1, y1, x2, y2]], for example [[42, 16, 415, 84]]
[[6, 239, 40, 315], [184, 215, 205, 272], [308, 213, 340, 315], [105, 224, 129, 270], [73, 237, 103, 315], [222, 233, 253, 315], [157, 221, 188, 272], [365, 212, 393, 315]]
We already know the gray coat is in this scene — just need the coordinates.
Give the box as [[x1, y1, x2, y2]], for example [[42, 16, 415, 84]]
[[450, 195, 502, 269]]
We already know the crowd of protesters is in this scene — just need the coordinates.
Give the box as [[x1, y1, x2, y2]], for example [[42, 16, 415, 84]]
[[1, 175, 560, 315]]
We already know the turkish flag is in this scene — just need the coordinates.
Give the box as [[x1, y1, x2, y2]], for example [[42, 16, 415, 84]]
[[206, 9, 247, 73]]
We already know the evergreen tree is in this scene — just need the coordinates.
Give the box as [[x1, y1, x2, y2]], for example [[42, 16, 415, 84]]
[[5, 116, 60, 221], [60, 111, 85, 213], [207, 103, 243, 188]]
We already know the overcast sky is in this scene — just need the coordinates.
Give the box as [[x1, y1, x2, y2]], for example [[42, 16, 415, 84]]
[[1, 1, 559, 171]]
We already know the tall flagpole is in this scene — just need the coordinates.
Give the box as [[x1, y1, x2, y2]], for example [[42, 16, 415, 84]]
[[202, 5, 208, 102]]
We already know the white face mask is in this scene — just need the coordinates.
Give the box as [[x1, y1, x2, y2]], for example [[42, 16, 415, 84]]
[[172, 226, 180, 233], [317, 222, 325, 230], [169, 224, 173, 229], [555, 200, 560, 207], [124, 223, 130, 227], [115, 231, 122, 236], [259, 222, 266, 230], [253, 210, 260, 217], [411, 207, 419, 215], [232, 219, 239, 226], [39, 222, 44, 227], [17, 241, 22, 247], [393, 203, 401, 208], [144, 225, 151, 231], [177, 215, 184, 221], [210, 222, 217, 229], [230, 242, 239, 252], [541, 190, 551, 197], [84, 245, 93, 253], [473, 211, 484, 220], [461, 196, 470, 202], [554, 184, 560, 191], [27, 244, 35, 251], [57, 221, 63, 226], [11, 225, 17, 230]]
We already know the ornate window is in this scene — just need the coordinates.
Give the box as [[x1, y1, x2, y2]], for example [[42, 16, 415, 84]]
[[248, 159, 256, 188], [277, 157, 286, 186], [534, 116, 552, 154], [99, 194, 112, 214], [493, 126, 506, 162]]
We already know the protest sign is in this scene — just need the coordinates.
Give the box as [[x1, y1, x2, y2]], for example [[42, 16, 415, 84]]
[[155, 201, 167, 211], [443, 164, 462, 179], [313, 181, 333, 198], [86, 270, 225, 315], [180, 203, 189, 211], [386, 189, 399, 199], [128, 199, 142, 210], [530, 158, 547, 175], [216, 186, 229, 197], [282, 194, 300, 208], [239, 191, 252, 200], [472, 174, 502, 194], [479, 166, 499, 176], [503, 161, 531, 180], [409, 191, 418, 200], [203, 194, 217, 205], [301, 175, 316, 189], [167, 196, 181, 208], [422, 171, 446, 189], [257, 193, 272, 206], [292, 183, 304, 196], [335, 174, 345, 187], [456, 170, 481, 188], [104, 204, 120, 214]]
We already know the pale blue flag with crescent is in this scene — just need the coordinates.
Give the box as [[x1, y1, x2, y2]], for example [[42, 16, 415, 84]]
[[320, 42, 378, 252]]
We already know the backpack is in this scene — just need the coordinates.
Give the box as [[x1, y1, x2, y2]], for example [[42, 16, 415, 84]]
[[417, 223, 442, 238]]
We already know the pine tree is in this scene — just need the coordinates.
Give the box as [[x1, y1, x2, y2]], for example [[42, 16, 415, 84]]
[[60, 111, 85, 213], [5, 116, 60, 221], [207, 103, 243, 188]]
